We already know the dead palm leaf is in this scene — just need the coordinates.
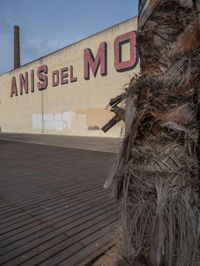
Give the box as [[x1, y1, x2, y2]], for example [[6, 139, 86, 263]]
[[103, 0, 200, 265]]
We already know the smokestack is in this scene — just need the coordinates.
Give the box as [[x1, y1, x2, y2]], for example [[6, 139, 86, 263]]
[[14, 25, 20, 69]]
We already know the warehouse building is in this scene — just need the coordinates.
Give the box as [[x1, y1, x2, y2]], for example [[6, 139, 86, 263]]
[[0, 16, 139, 138]]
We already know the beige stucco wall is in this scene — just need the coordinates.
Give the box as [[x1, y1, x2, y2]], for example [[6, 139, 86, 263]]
[[0, 17, 139, 137]]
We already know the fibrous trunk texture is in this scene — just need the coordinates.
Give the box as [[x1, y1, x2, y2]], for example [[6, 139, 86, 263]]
[[103, 0, 200, 265]]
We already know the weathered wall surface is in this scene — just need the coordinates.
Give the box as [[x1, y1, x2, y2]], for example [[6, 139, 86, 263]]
[[0, 17, 139, 137]]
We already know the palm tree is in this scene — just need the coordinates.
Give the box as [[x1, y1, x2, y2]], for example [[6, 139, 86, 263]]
[[103, 0, 200, 265]]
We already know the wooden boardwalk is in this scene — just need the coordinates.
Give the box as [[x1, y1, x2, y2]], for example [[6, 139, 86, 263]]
[[0, 140, 119, 266]]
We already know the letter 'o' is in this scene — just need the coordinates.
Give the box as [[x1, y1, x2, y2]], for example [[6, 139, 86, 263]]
[[114, 31, 137, 72]]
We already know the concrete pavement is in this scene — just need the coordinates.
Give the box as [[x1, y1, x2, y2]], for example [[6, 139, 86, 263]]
[[0, 133, 122, 153]]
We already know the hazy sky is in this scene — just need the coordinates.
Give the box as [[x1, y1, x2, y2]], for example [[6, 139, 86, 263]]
[[0, 0, 139, 74]]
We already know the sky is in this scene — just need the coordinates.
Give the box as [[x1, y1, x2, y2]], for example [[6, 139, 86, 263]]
[[0, 0, 139, 75]]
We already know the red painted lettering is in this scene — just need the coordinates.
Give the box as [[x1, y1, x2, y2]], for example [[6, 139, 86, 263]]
[[61, 67, 68, 85], [19, 72, 28, 95], [10, 76, 18, 97], [52, 70, 59, 86], [37, 65, 48, 90], [70, 65, 77, 83], [84, 42, 107, 80], [30, 69, 34, 92], [114, 31, 137, 72]]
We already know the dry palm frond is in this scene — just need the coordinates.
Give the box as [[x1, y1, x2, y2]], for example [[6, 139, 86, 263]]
[[121, 143, 200, 265], [103, 0, 200, 265]]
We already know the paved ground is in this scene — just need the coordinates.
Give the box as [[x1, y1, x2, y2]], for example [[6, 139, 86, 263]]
[[0, 138, 119, 265], [0, 133, 122, 153]]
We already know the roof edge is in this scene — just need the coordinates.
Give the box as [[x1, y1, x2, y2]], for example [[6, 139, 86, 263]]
[[0, 16, 137, 77]]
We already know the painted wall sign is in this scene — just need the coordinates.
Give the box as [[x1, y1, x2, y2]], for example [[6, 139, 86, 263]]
[[10, 31, 138, 97]]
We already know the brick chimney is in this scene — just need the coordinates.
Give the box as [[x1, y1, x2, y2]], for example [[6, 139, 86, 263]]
[[14, 25, 20, 69]]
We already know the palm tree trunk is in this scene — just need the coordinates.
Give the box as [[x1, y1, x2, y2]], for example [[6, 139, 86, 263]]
[[103, 0, 200, 265]]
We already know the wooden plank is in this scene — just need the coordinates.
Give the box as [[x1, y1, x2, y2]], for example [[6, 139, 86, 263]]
[[0, 140, 118, 266], [0, 192, 111, 248]]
